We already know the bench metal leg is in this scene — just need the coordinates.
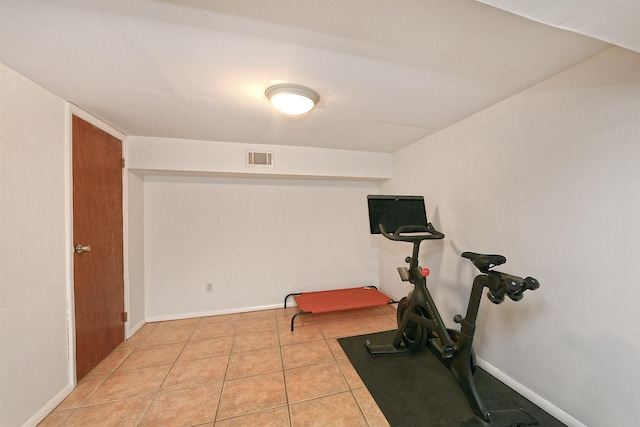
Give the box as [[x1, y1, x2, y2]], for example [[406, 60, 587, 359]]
[[290, 310, 311, 331]]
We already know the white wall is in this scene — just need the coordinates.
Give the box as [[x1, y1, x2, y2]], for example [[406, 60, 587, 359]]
[[143, 175, 379, 319], [128, 132, 392, 320], [127, 136, 392, 181], [0, 64, 71, 426], [127, 172, 146, 333], [380, 47, 640, 426], [3, 39, 636, 427]]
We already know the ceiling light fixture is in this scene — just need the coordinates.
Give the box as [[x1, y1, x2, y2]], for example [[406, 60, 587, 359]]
[[265, 83, 319, 115]]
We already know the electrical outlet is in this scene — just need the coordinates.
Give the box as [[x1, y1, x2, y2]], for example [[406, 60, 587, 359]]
[[205, 283, 213, 292]]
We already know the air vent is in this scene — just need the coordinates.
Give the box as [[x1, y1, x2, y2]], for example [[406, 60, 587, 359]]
[[246, 151, 274, 167]]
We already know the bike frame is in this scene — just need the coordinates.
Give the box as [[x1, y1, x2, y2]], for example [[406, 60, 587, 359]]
[[371, 239, 492, 421], [365, 196, 540, 425]]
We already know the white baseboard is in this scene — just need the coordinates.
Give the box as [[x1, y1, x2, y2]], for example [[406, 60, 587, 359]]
[[477, 357, 586, 427], [145, 303, 285, 323], [22, 383, 74, 427], [24, 304, 283, 426]]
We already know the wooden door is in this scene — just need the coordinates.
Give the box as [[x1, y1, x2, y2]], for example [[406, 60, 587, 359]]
[[72, 115, 125, 380]]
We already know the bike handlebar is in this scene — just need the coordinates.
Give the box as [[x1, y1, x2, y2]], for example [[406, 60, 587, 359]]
[[378, 223, 445, 242]]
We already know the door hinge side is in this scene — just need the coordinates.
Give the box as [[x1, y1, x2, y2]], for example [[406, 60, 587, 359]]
[[123, 312, 128, 322], [121, 158, 126, 168]]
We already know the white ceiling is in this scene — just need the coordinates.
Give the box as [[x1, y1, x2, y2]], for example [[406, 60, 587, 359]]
[[0, 0, 635, 153], [478, 0, 640, 54]]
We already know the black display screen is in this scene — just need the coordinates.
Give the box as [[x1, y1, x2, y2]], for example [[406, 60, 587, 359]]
[[367, 195, 428, 234]]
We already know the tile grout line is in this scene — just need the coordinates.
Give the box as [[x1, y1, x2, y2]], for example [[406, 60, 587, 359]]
[[44, 308, 393, 426], [135, 319, 199, 426]]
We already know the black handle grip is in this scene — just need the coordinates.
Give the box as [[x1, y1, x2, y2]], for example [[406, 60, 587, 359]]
[[488, 279, 515, 303], [508, 277, 540, 301], [524, 277, 540, 290], [488, 275, 540, 304], [379, 223, 444, 242], [487, 288, 506, 304]]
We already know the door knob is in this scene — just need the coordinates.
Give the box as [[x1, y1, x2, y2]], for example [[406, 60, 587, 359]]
[[74, 244, 91, 254]]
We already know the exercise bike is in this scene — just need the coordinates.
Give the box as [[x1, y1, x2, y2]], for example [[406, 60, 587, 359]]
[[365, 195, 540, 426]]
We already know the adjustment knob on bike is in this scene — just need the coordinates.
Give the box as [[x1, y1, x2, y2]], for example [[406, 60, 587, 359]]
[[421, 268, 430, 277]]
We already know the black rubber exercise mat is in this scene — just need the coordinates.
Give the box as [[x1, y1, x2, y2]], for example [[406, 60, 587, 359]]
[[338, 330, 566, 427]]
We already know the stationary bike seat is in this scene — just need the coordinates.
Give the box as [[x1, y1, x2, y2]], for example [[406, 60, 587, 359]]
[[462, 252, 506, 273]]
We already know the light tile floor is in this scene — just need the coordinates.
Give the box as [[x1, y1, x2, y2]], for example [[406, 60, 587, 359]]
[[39, 305, 398, 426]]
